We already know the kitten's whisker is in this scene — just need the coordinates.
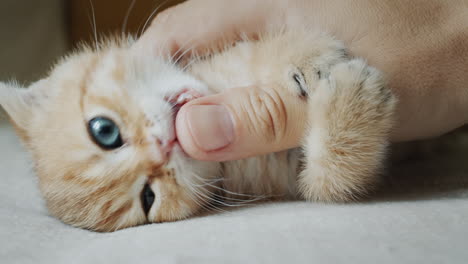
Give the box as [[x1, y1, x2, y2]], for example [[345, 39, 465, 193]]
[[168, 35, 195, 60], [193, 178, 224, 187], [206, 190, 266, 204], [169, 37, 199, 63], [180, 172, 230, 213], [193, 193, 228, 214], [194, 171, 283, 199], [185, 190, 216, 213], [173, 45, 196, 64], [191, 190, 230, 212], [122, 0, 137, 34], [200, 184, 269, 203], [190, 173, 267, 198], [181, 58, 199, 72], [186, 185, 228, 214], [140, 0, 170, 37], [88, 0, 99, 50], [187, 171, 222, 187], [188, 186, 245, 208]]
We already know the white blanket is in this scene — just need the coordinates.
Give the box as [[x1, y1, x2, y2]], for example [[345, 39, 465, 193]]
[[1, 121, 467, 264]]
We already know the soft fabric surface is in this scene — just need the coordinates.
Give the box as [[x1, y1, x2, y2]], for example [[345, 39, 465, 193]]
[[1, 121, 467, 264]]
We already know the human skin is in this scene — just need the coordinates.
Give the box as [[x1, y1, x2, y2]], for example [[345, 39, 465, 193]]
[[137, 0, 468, 161]]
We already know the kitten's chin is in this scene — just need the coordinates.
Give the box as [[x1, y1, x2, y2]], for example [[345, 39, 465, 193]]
[[172, 142, 185, 156], [170, 141, 194, 162], [166, 88, 203, 116]]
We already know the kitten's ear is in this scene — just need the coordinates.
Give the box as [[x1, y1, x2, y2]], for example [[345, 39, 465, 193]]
[[0, 80, 48, 141]]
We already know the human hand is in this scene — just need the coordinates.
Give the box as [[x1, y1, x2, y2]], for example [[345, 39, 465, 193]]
[[138, 0, 468, 161], [174, 85, 308, 161]]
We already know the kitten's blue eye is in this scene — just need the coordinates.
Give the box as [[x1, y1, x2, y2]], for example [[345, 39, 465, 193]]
[[88, 117, 123, 150]]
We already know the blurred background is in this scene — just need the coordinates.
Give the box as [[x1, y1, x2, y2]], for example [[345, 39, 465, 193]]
[[0, 0, 184, 82], [0, 0, 183, 119]]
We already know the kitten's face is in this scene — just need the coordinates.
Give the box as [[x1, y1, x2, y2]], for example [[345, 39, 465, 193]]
[[0, 40, 220, 232]]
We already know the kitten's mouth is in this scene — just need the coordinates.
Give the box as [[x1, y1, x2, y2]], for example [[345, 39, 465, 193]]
[[166, 89, 203, 150], [167, 88, 202, 117]]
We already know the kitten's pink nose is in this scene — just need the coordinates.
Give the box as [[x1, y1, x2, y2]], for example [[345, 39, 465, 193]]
[[156, 137, 176, 159]]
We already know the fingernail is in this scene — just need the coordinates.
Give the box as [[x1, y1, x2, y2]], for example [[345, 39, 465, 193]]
[[185, 105, 234, 152]]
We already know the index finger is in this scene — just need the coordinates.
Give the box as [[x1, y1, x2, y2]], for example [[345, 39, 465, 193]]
[[134, 0, 273, 58]]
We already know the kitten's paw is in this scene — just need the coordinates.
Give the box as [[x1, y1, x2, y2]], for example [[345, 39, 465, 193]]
[[299, 165, 362, 202], [299, 59, 397, 202], [331, 59, 394, 112], [311, 59, 394, 117]]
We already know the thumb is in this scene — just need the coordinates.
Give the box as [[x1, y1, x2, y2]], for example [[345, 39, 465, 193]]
[[175, 86, 308, 161]]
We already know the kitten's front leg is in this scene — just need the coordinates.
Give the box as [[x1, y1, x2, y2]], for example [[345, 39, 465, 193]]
[[298, 59, 397, 202]]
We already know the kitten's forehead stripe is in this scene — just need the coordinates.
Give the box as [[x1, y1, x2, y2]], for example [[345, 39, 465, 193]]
[[87, 95, 126, 115], [79, 56, 99, 113], [112, 55, 126, 82]]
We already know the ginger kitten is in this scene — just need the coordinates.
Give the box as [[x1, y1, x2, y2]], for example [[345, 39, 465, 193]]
[[0, 28, 396, 232]]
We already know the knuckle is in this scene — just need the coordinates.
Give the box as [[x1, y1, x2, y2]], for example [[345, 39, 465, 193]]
[[242, 88, 288, 144]]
